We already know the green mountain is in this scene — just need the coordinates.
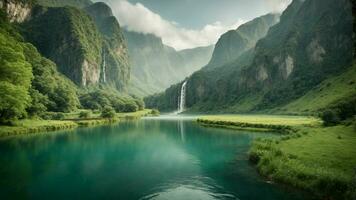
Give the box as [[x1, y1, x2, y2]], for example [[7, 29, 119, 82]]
[[21, 1, 130, 91], [85, 2, 130, 91], [178, 45, 215, 72], [0, 1, 79, 122], [207, 13, 279, 69], [35, 0, 92, 8], [124, 29, 214, 96], [146, 0, 353, 115]]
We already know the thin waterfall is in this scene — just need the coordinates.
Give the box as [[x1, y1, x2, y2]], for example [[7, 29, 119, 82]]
[[102, 51, 107, 83], [177, 81, 187, 113]]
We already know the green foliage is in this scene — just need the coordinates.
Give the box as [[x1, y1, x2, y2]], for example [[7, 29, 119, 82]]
[[22, 6, 102, 86], [101, 106, 115, 118], [23, 44, 79, 114], [150, 109, 160, 116], [79, 110, 91, 119], [26, 88, 49, 117], [0, 30, 33, 123], [35, 0, 92, 8], [321, 110, 341, 126], [80, 88, 143, 113]]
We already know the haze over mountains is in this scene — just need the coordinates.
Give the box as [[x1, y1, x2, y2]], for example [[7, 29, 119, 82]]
[[1, 0, 354, 118], [146, 0, 354, 115]]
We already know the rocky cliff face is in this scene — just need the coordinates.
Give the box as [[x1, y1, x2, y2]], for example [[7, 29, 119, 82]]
[[85, 2, 130, 91], [206, 13, 279, 69], [146, 0, 353, 113], [21, 2, 131, 91], [0, 0, 32, 23], [23, 6, 102, 87]]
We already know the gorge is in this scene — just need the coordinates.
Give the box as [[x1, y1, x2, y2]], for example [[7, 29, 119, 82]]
[[0, 0, 355, 199]]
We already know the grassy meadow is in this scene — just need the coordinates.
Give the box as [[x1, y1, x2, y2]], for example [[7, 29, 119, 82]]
[[197, 114, 356, 198]]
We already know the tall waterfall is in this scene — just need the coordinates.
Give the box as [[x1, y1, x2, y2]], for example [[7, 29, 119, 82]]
[[177, 81, 187, 113], [102, 51, 107, 83]]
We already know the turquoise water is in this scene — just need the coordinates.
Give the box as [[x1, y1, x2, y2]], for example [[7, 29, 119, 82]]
[[0, 117, 309, 200]]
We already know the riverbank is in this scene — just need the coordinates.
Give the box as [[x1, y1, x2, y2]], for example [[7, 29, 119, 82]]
[[0, 109, 154, 138], [196, 115, 356, 199]]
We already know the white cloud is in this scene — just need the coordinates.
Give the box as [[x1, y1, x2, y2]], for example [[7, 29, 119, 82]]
[[265, 0, 292, 13], [104, 0, 244, 50]]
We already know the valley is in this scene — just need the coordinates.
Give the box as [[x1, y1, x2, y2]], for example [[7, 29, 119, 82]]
[[0, 0, 355, 199]]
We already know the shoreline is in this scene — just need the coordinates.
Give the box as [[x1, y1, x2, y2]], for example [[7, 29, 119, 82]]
[[0, 109, 154, 138], [196, 115, 356, 199]]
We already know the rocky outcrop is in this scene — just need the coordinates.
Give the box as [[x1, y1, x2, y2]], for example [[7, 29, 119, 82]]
[[85, 2, 130, 91], [23, 6, 103, 87], [206, 13, 279, 69], [0, 0, 32, 23]]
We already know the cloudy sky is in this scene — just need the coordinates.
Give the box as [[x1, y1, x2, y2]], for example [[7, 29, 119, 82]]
[[96, 0, 292, 50]]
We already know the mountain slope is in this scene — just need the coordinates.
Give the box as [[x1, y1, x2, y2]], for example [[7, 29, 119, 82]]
[[35, 0, 92, 8], [124, 30, 213, 96], [85, 2, 130, 91], [22, 2, 131, 91], [0, 4, 79, 121], [207, 13, 279, 69], [146, 0, 353, 114]]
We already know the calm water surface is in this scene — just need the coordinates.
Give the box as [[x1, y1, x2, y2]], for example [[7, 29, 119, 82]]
[[0, 117, 309, 200]]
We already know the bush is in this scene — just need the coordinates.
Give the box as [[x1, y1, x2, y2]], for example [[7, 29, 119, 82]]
[[150, 109, 160, 116], [52, 113, 65, 120], [79, 111, 91, 119], [123, 101, 138, 112], [321, 110, 341, 126], [101, 106, 116, 118]]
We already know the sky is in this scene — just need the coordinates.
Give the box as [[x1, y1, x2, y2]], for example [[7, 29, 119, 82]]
[[96, 0, 292, 50]]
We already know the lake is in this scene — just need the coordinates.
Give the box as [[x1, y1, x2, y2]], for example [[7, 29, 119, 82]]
[[0, 116, 309, 200]]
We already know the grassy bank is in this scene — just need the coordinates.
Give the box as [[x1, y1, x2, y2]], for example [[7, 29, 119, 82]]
[[0, 120, 78, 137], [197, 115, 321, 132], [197, 115, 356, 199], [0, 109, 154, 137]]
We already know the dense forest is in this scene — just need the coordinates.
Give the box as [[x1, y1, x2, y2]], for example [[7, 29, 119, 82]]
[[0, 0, 144, 123]]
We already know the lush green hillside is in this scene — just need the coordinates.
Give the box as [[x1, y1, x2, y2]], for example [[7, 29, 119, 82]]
[[124, 30, 214, 96], [0, 0, 145, 125], [0, 8, 79, 122], [85, 2, 130, 91], [146, 0, 353, 115], [23, 5, 103, 87], [35, 0, 92, 8]]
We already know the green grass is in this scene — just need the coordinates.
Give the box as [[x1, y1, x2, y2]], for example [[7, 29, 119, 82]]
[[0, 109, 153, 137], [197, 114, 356, 198], [250, 125, 356, 199], [275, 64, 356, 114], [198, 114, 321, 127], [0, 120, 78, 137]]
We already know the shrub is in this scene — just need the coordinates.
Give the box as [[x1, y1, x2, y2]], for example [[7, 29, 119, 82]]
[[150, 109, 160, 116], [79, 111, 91, 119], [52, 113, 65, 120], [101, 106, 116, 118], [321, 110, 341, 126]]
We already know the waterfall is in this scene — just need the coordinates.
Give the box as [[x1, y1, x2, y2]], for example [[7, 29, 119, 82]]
[[177, 81, 187, 113], [102, 51, 107, 83]]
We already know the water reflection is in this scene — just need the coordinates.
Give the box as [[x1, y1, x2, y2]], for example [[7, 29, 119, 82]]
[[0, 119, 309, 200]]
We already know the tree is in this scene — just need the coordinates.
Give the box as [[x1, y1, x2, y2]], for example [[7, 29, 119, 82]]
[[101, 106, 115, 118], [0, 32, 33, 123], [79, 110, 91, 119], [321, 110, 341, 126]]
